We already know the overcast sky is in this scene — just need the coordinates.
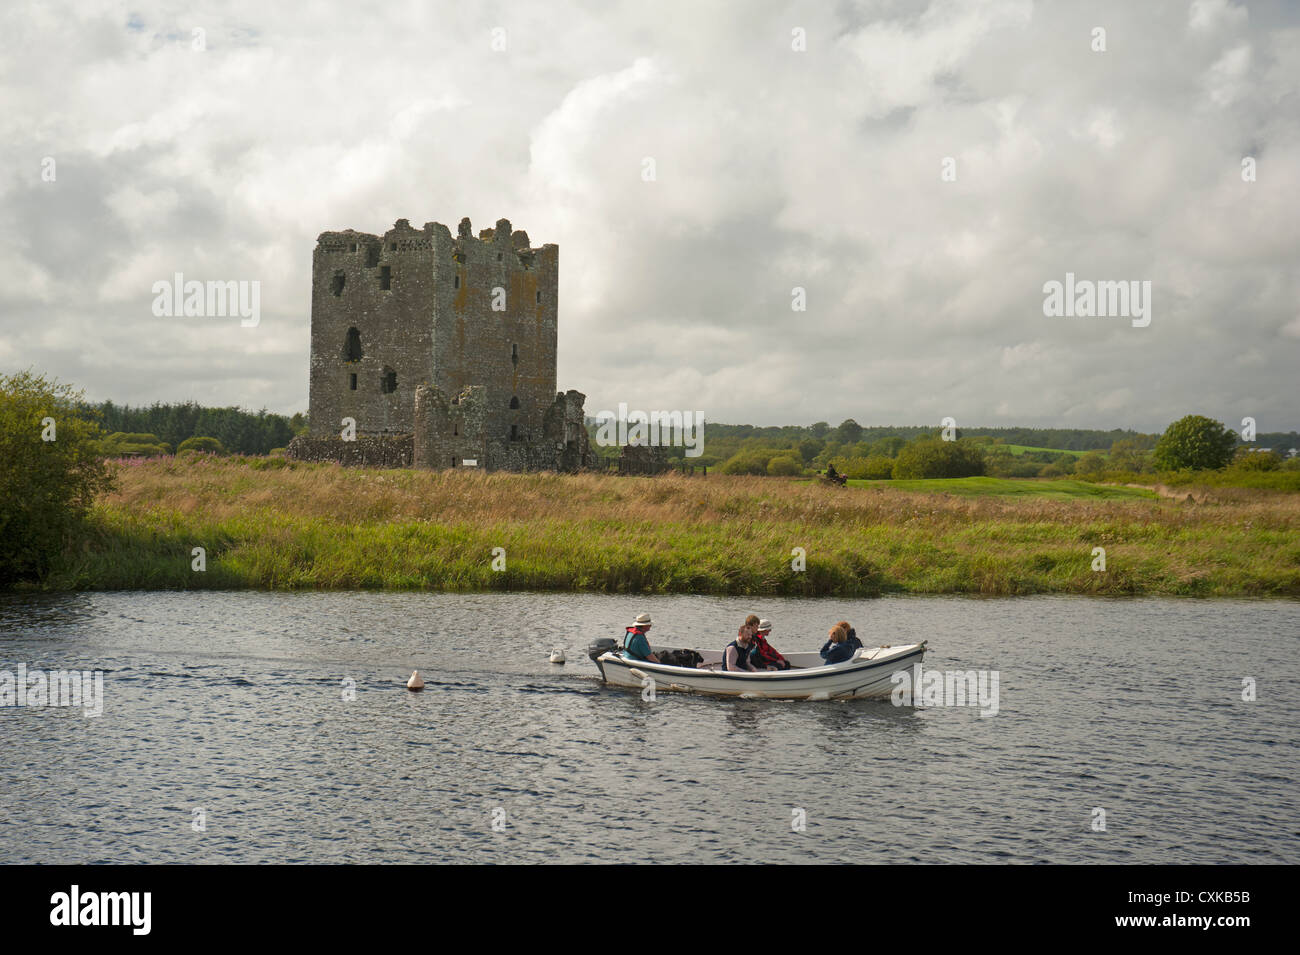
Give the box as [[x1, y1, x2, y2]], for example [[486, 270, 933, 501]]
[[1, 0, 1296, 433]]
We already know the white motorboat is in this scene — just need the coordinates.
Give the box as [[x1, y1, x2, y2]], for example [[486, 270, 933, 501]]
[[587, 640, 927, 700]]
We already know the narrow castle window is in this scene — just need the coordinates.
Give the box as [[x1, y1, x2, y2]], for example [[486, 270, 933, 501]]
[[536, 290, 541, 304], [350, 243, 357, 252], [454, 274, 460, 289], [509, 396, 520, 409], [349, 373, 357, 391], [344, 327, 363, 362], [511, 424, 520, 441], [390, 242, 397, 251], [380, 266, 391, 290], [511, 344, 519, 367], [331, 271, 346, 296], [497, 253, 503, 261], [381, 367, 397, 394]]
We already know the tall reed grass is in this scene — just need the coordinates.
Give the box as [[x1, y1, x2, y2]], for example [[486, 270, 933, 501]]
[[36, 456, 1300, 596]]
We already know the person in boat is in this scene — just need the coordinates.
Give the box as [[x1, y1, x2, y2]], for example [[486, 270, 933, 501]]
[[836, 620, 864, 653], [622, 612, 659, 664], [722, 625, 758, 672], [820, 623, 856, 665], [749, 618, 791, 670]]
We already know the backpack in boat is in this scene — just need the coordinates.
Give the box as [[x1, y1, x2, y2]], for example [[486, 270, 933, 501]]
[[657, 649, 703, 669]]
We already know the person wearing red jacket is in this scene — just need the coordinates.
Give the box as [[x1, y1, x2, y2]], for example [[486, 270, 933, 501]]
[[749, 618, 791, 670]]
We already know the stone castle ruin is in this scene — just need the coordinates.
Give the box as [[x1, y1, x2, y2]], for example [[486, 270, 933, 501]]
[[288, 216, 596, 471]]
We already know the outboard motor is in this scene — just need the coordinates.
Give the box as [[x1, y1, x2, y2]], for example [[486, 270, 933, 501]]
[[587, 637, 618, 663]]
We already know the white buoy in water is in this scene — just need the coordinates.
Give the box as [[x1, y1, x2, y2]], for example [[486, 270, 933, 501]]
[[407, 670, 425, 691], [549, 648, 566, 664]]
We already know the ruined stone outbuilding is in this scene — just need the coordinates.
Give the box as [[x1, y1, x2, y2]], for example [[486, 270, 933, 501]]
[[287, 216, 596, 471], [618, 443, 670, 475]]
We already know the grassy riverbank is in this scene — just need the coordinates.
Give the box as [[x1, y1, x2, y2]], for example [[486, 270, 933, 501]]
[[33, 456, 1300, 596], [844, 477, 1154, 499]]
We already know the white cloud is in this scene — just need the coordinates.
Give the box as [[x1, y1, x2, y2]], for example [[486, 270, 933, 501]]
[[0, 0, 1295, 434], [1189, 0, 1248, 34], [1000, 342, 1046, 370], [1204, 42, 1253, 107], [840, 1, 1034, 117]]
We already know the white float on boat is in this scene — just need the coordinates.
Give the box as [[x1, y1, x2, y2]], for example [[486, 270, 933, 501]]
[[406, 670, 425, 691], [588, 642, 926, 700], [549, 648, 566, 664]]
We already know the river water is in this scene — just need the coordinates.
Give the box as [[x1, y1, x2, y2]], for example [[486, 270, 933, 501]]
[[0, 591, 1296, 864]]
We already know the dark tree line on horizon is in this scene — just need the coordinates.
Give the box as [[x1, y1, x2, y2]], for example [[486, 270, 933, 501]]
[[82, 400, 307, 456], [696, 421, 1156, 451], [77, 399, 1298, 461]]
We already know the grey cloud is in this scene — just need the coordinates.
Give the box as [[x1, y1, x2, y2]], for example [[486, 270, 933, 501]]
[[0, 0, 1296, 433]]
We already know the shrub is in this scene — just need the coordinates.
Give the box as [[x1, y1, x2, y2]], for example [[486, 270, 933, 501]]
[[248, 455, 292, 471], [721, 449, 775, 475], [766, 454, 803, 476], [178, 435, 226, 455], [1230, 449, 1281, 471], [0, 371, 116, 584], [112, 432, 163, 445], [1075, 451, 1106, 475], [832, 456, 894, 480], [892, 438, 986, 479], [95, 432, 172, 457], [1039, 456, 1077, 478]]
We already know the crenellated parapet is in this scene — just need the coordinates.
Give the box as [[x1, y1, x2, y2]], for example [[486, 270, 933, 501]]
[[315, 217, 555, 269], [298, 214, 579, 472]]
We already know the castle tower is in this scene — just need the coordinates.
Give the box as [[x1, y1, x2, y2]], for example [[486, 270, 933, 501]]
[[307, 216, 559, 466]]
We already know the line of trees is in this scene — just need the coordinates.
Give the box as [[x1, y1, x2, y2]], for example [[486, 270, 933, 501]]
[[83, 400, 307, 456], [584, 418, 1173, 472], [673, 416, 1299, 480]]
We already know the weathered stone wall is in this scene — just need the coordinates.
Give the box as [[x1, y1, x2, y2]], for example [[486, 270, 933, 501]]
[[411, 384, 597, 471], [308, 216, 557, 446], [412, 383, 490, 469], [309, 220, 439, 437], [286, 434, 413, 468], [431, 218, 558, 452], [542, 389, 599, 471], [619, 443, 670, 475], [306, 214, 573, 471]]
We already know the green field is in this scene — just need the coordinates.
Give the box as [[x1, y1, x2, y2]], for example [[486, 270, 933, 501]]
[[846, 477, 1153, 499], [22, 457, 1298, 597]]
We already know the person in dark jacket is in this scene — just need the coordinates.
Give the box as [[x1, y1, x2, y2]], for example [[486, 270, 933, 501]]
[[622, 612, 659, 663], [837, 620, 864, 653], [722, 627, 758, 672], [820, 623, 855, 665]]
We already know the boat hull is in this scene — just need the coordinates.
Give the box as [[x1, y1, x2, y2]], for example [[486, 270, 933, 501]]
[[595, 643, 926, 700]]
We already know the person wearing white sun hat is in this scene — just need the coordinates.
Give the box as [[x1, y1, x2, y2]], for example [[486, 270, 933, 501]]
[[621, 612, 659, 663], [750, 618, 791, 670]]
